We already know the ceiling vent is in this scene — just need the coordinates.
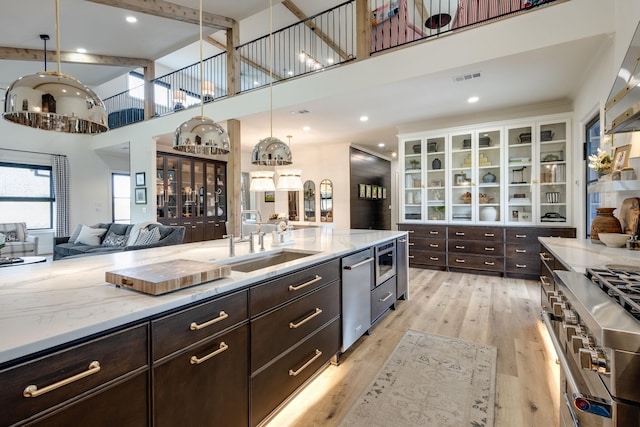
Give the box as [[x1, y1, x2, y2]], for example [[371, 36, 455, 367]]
[[291, 109, 310, 115], [453, 72, 481, 83]]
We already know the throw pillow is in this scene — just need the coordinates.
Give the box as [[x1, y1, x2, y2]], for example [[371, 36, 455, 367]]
[[132, 227, 161, 246], [69, 224, 83, 243], [4, 230, 19, 242], [101, 231, 128, 247], [74, 225, 107, 246]]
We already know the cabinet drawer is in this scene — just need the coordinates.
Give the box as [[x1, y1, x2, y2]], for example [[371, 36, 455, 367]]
[[371, 276, 396, 323], [448, 239, 504, 255], [505, 243, 539, 257], [449, 254, 504, 272], [251, 281, 340, 371], [399, 224, 446, 238], [153, 324, 249, 427], [152, 290, 248, 361], [250, 259, 340, 317], [251, 319, 339, 427], [410, 250, 446, 267], [411, 237, 446, 251], [505, 255, 540, 275], [448, 226, 503, 241], [1, 324, 148, 427], [505, 227, 540, 244]]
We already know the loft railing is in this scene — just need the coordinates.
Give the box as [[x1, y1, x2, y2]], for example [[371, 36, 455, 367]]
[[102, 0, 557, 129]]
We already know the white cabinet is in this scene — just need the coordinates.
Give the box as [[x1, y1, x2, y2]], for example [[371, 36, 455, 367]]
[[399, 115, 571, 226]]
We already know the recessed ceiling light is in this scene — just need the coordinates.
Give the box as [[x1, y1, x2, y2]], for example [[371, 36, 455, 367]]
[[360, 115, 368, 122], [303, 126, 310, 131], [468, 96, 479, 103], [378, 143, 385, 147], [76, 48, 86, 53], [254, 81, 260, 86], [126, 16, 137, 23], [392, 152, 397, 157], [287, 70, 294, 76], [327, 58, 334, 64]]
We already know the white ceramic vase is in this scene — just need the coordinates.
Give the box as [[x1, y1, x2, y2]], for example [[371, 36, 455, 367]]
[[480, 206, 497, 221]]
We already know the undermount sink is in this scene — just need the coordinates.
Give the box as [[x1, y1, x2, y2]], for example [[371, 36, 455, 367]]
[[222, 249, 318, 273]]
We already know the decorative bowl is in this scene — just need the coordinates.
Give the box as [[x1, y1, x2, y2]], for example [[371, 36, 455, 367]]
[[597, 233, 630, 248]]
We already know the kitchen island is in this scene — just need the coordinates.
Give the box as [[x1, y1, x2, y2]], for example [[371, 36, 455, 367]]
[[0, 227, 406, 427], [539, 236, 640, 273]]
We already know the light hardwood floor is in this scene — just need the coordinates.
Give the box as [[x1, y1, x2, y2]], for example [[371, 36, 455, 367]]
[[265, 268, 560, 427]]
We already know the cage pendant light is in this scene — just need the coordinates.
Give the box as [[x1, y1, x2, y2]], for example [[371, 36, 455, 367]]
[[173, 0, 230, 155], [3, 0, 108, 134]]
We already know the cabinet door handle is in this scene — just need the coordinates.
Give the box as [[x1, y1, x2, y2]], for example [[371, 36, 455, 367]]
[[379, 292, 394, 302], [484, 233, 495, 237], [343, 258, 374, 270], [190, 342, 228, 365], [455, 245, 465, 249], [540, 252, 552, 262], [407, 230, 415, 233], [398, 238, 407, 243], [289, 275, 322, 291], [408, 255, 415, 259], [429, 231, 439, 235], [516, 264, 527, 268], [515, 249, 527, 253], [515, 234, 527, 238], [23, 361, 101, 398], [429, 243, 439, 248], [429, 256, 439, 261], [485, 261, 495, 266], [289, 349, 322, 376], [455, 232, 465, 236], [408, 242, 415, 246], [190, 311, 228, 331], [484, 247, 495, 251], [289, 308, 323, 329], [455, 259, 465, 263]]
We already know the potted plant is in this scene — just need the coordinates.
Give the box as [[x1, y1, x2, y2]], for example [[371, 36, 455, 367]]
[[588, 147, 612, 178]]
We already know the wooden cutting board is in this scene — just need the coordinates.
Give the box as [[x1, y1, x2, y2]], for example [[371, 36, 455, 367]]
[[619, 197, 640, 235], [105, 259, 231, 295]]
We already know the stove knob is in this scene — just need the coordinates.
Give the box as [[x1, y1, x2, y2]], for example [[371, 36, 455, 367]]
[[571, 334, 594, 354], [563, 321, 582, 340], [552, 301, 567, 317], [563, 309, 578, 325], [578, 347, 609, 373]]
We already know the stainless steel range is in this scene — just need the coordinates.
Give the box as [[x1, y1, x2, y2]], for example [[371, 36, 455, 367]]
[[541, 267, 640, 427]]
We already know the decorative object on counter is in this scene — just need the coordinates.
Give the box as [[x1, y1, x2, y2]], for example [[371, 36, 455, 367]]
[[627, 235, 640, 250], [482, 171, 496, 183], [612, 144, 632, 171], [621, 167, 635, 180], [597, 232, 630, 248], [590, 207, 622, 243], [619, 197, 640, 235], [588, 147, 612, 176], [339, 329, 496, 427], [431, 157, 441, 169], [480, 206, 497, 221]]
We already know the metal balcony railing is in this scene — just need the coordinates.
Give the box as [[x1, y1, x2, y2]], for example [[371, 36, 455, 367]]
[[102, 0, 558, 129]]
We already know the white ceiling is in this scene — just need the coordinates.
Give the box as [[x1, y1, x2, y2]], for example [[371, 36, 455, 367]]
[[0, 1, 612, 157]]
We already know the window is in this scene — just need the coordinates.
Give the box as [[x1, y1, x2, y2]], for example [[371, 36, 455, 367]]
[[585, 115, 601, 237], [0, 162, 54, 229], [112, 173, 131, 223], [128, 71, 171, 109]]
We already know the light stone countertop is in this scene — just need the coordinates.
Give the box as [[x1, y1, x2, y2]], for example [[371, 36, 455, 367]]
[[538, 236, 640, 274], [0, 228, 405, 365]]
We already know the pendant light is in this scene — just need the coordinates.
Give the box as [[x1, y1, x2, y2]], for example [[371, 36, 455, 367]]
[[173, 0, 230, 155], [250, 0, 295, 191], [3, 0, 108, 134], [276, 135, 303, 191]]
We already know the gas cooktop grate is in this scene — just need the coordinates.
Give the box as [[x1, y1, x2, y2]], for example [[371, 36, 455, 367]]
[[587, 268, 640, 320]]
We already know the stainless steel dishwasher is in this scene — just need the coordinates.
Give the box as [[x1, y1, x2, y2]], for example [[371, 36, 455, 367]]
[[341, 248, 374, 353]]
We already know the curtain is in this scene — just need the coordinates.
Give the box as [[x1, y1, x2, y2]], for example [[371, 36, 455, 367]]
[[51, 155, 70, 237]]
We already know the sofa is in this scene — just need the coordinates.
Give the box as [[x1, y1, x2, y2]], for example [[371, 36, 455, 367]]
[[53, 222, 185, 260], [0, 222, 39, 257]]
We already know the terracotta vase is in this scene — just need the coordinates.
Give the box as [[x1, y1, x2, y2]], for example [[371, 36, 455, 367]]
[[590, 207, 622, 243]]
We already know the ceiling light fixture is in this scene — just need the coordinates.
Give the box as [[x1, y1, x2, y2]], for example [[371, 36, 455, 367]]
[[173, 0, 229, 155], [3, 0, 108, 134], [251, 0, 297, 192], [275, 136, 302, 191], [360, 115, 369, 122], [467, 96, 479, 103], [76, 48, 86, 53], [126, 16, 137, 23]]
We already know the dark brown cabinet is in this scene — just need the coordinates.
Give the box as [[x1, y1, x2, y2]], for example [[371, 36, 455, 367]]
[[448, 226, 504, 274], [156, 152, 227, 243], [398, 224, 447, 269], [506, 226, 575, 279]]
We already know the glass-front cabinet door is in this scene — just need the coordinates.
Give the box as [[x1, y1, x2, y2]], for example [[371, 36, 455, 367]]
[[537, 119, 568, 224], [476, 127, 502, 223], [506, 124, 534, 225], [425, 136, 446, 221], [449, 131, 473, 223], [402, 139, 423, 221]]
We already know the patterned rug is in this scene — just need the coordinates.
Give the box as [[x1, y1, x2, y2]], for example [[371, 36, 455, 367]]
[[339, 330, 497, 427]]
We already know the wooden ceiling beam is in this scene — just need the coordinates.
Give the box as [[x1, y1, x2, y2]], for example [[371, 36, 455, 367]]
[[0, 46, 152, 68], [84, 0, 235, 30]]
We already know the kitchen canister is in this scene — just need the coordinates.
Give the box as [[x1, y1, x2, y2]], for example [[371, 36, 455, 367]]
[[590, 207, 622, 243]]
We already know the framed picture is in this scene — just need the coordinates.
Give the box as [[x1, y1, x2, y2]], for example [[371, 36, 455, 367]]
[[135, 187, 147, 204], [359, 183, 366, 198], [511, 209, 519, 220], [264, 191, 275, 202], [372, 186, 378, 199], [135, 172, 146, 186], [613, 144, 631, 171], [365, 185, 372, 198], [382, 187, 387, 199], [454, 173, 467, 185]]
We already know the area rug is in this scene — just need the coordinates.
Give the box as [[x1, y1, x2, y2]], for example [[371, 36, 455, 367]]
[[339, 330, 497, 427]]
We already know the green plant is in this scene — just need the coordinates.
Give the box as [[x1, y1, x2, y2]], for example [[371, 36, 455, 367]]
[[588, 148, 612, 173]]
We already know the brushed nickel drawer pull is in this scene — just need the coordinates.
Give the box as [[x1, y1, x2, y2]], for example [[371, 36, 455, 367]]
[[516, 249, 527, 253], [23, 361, 101, 398], [455, 259, 465, 263], [540, 275, 551, 287], [516, 264, 527, 268], [485, 261, 495, 266], [429, 231, 439, 235], [484, 247, 495, 251], [408, 242, 415, 246], [429, 243, 439, 248], [399, 238, 407, 243], [379, 292, 393, 302], [429, 256, 439, 261], [190, 311, 228, 331], [455, 245, 465, 249], [190, 342, 228, 365], [343, 258, 374, 270], [289, 275, 322, 291], [408, 255, 415, 259], [407, 230, 415, 233], [515, 234, 527, 238], [484, 233, 495, 237], [289, 308, 323, 329], [289, 349, 322, 376], [455, 232, 464, 236], [540, 253, 552, 262]]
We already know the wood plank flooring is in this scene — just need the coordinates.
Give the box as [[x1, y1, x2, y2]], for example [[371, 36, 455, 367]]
[[264, 268, 560, 427]]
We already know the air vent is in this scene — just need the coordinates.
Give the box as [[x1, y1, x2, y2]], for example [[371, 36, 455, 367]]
[[453, 72, 481, 82]]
